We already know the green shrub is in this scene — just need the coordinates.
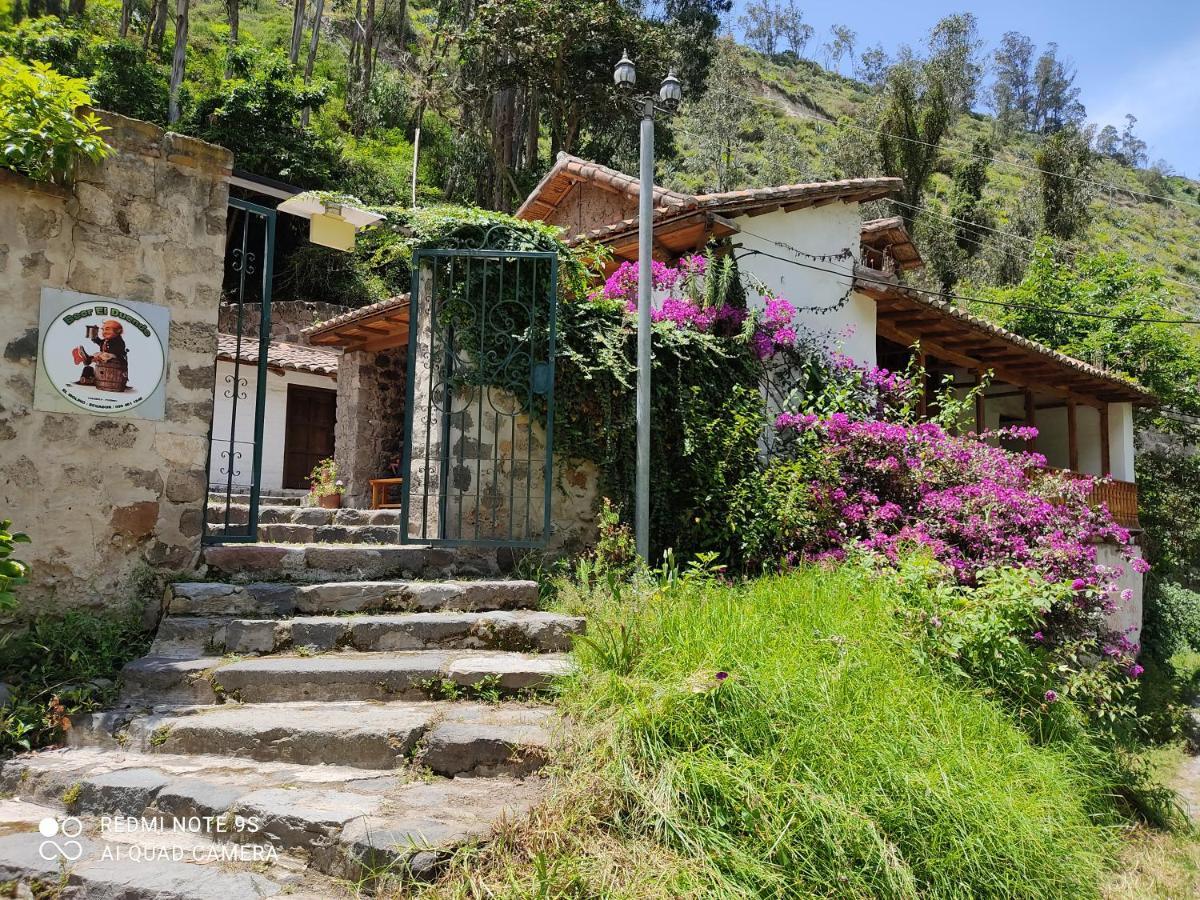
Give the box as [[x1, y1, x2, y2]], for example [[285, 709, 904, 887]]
[[0, 55, 110, 184], [0, 519, 30, 613], [1144, 581, 1200, 661], [0, 16, 87, 76], [88, 40, 168, 126], [1, 605, 151, 754]]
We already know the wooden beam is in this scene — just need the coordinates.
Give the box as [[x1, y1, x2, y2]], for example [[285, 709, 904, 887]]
[[1025, 389, 1037, 451], [975, 369, 985, 434], [1100, 405, 1111, 476], [1067, 401, 1079, 473]]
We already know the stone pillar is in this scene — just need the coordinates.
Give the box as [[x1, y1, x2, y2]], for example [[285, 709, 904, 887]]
[[334, 347, 406, 508]]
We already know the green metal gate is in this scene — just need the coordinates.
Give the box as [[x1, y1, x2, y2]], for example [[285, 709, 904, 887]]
[[203, 197, 277, 543], [400, 246, 558, 547]]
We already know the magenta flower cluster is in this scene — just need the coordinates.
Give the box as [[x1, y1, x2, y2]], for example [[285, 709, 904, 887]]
[[751, 296, 800, 359], [778, 413, 1133, 591], [597, 255, 745, 336]]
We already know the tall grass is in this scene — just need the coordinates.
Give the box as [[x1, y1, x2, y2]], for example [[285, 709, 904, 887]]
[[416, 568, 1119, 898]]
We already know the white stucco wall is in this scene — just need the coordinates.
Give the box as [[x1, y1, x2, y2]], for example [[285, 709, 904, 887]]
[[730, 204, 876, 364], [1108, 402, 1136, 481], [207, 358, 337, 492]]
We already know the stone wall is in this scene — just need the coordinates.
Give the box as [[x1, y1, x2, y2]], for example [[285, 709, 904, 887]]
[[217, 300, 352, 343], [334, 347, 407, 507], [0, 112, 231, 614]]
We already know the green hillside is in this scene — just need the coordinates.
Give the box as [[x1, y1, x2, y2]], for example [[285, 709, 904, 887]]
[[668, 42, 1200, 314]]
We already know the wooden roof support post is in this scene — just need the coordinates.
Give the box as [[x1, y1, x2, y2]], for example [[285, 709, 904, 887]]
[[974, 369, 985, 435], [1100, 404, 1111, 476], [1024, 389, 1037, 451], [916, 349, 928, 420], [1067, 400, 1079, 473]]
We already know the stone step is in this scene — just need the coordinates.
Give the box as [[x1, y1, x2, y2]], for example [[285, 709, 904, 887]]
[[207, 504, 404, 527], [208, 491, 305, 507], [207, 522, 402, 544], [165, 579, 540, 618], [152, 610, 583, 657], [70, 700, 556, 776], [202, 543, 507, 582], [0, 748, 544, 881], [122, 651, 572, 704]]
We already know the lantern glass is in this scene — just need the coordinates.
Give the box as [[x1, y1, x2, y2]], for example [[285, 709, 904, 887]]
[[658, 70, 682, 106], [614, 50, 636, 89]]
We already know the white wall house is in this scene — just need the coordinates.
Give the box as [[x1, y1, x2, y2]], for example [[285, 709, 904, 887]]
[[208, 335, 339, 494], [516, 153, 1154, 631]]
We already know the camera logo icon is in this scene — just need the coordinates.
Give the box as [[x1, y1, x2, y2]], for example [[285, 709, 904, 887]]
[[38, 816, 84, 862]]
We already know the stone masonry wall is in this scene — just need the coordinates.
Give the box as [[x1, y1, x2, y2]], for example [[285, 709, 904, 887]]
[[217, 300, 352, 343], [334, 347, 407, 507], [0, 112, 232, 614]]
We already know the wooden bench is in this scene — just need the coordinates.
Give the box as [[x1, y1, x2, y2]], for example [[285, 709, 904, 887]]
[[369, 477, 405, 510]]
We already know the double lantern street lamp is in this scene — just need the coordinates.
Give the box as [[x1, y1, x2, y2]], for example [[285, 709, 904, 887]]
[[613, 50, 683, 561]]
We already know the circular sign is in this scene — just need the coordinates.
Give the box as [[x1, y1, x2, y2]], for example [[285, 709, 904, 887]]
[[40, 300, 166, 414]]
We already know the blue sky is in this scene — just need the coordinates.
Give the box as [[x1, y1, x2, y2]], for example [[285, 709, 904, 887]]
[[725, 1, 1200, 177]]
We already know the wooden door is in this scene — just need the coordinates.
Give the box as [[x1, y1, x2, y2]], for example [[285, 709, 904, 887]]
[[282, 385, 337, 489]]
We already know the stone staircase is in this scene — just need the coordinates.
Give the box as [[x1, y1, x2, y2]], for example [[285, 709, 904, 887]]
[[0, 537, 582, 898]]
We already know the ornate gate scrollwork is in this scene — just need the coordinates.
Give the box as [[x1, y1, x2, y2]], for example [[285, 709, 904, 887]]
[[401, 246, 558, 547]]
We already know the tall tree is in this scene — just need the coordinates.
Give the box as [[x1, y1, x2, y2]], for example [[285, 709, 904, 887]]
[[1030, 43, 1084, 133], [991, 31, 1034, 133], [926, 13, 981, 113], [949, 137, 993, 257], [145, 0, 168, 54], [119, 0, 133, 37], [299, 0, 327, 126], [776, 1, 812, 57], [224, 0, 239, 77], [167, 0, 189, 124], [289, 0, 306, 66], [678, 38, 753, 191], [739, 0, 780, 56], [877, 56, 954, 224], [823, 25, 855, 74], [1119, 114, 1148, 167], [855, 44, 889, 88], [1035, 125, 1093, 239]]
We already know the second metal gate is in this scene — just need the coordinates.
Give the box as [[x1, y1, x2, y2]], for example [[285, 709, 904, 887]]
[[400, 246, 558, 547], [203, 197, 276, 543]]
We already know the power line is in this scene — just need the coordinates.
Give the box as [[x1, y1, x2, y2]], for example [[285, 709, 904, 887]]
[[885, 198, 1200, 301], [787, 107, 1200, 212], [732, 242, 1200, 326]]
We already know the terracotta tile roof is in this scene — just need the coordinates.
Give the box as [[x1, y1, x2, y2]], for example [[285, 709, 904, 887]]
[[216, 334, 339, 376], [859, 216, 923, 272], [517, 152, 902, 236], [857, 270, 1155, 405], [302, 295, 410, 337]]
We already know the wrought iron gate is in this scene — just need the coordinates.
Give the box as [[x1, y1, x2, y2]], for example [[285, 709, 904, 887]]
[[203, 197, 276, 543], [401, 247, 558, 547]]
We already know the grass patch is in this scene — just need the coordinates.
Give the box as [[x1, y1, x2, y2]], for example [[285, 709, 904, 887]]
[[411, 567, 1124, 898]]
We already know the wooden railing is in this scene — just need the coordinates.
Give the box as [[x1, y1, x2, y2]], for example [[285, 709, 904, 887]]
[[1032, 468, 1140, 530], [1087, 479, 1139, 531]]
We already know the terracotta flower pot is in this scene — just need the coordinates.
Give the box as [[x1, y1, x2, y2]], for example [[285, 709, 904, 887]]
[[318, 493, 342, 509]]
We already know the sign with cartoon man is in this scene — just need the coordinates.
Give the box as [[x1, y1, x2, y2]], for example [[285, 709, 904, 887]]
[[35, 288, 170, 420]]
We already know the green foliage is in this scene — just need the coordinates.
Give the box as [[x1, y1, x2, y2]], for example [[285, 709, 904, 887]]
[[1, 605, 151, 754], [551, 568, 1122, 897], [0, 15, 87, 75], [1035, 125, 1093, 239], [975, 239, 1200, 418], [0, 519, 30, 613], [1144, 581, 1200, 662], [307, 457, 342, 498], [88, 40, 169, 125], [1137, 448, 1200, 585], [0, 55, 110, 184], [189, 52, 338, 186]]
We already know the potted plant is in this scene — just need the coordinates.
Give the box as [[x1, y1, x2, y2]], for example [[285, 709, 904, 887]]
[[309, 458, 344, 509]]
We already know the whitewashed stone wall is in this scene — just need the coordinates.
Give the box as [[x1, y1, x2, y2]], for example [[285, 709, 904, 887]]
[[0, 112, 231, 613]]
